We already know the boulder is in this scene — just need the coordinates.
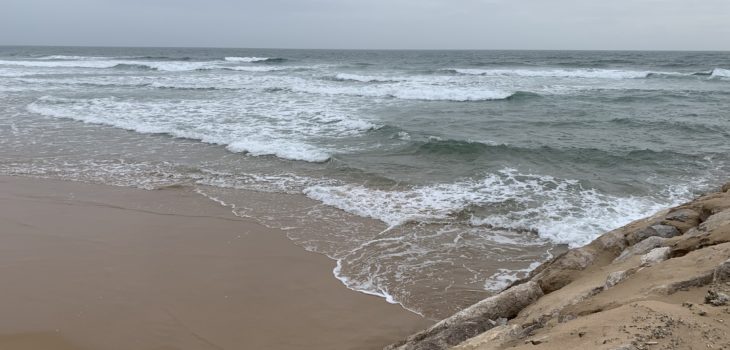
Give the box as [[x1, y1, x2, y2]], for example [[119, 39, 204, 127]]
[[640, 247, 671, 266], [450, 324, 525, 350], [533, 247, 597, 293], [714, 258, 730, 283], [705, 289, 730, 306], [627, 225, 680, 245], [661, 208, 701, 233], [604, 270, 630, 289], [385, 282, 544, 350], [614, 236, 667, 263]]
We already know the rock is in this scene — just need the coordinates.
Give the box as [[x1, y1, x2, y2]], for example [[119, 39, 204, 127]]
[[651, 271, 715, 295], [525, 336, 548, 345], [640, 247, 671, 266], [722, 182, 730, 193], [450, 324, 525, 350], [533, 247, 597, 293], [669, 210, 730, 256], [661, 208, 701, 233], [664, 209, 699, 223], [627, 225, 680, 245], [699, 196, 730, 216], [699, 210, 730, 234], [605, 270, 630, 289], [714, 259, 730, 283], [705, 289, 730, 306], [386, 282, 544, 350], [614, 236, 667, 263], [596, 229, 629, 253]]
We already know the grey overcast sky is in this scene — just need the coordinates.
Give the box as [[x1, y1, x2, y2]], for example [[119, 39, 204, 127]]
[[2, 0, 729, 50]]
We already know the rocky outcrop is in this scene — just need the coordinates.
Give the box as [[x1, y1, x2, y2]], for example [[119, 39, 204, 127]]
[[385, 282, 543, 350], [385, 181, 730, 350]]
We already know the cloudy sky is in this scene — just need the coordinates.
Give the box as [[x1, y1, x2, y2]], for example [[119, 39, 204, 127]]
[[2, 0, 729, 50]]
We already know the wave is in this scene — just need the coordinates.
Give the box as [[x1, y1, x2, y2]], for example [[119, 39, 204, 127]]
[[34, 55, 186, 61], [448, 67, 730, 81], [226, 140, 331, 163], [26, 95, 378, 163], [222, 66, 289, 72], [224, 56, 285, 63], [712, 68, 730, 78], [392, 138, 713, 175], [0, 58, 304, 73], [0, 59, 215, 71], [288, 83, 520, 102], [608, 117, 729, 135], [447, 68, 651, 79], [36, 55, 112, 60], [112, 63, 159, 71], [303, 168, 694, 247], [327, 73, 405, 83]]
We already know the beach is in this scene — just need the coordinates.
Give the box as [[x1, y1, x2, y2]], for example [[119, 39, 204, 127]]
[[2, 47, 729, 318], [0, 175, 431, 350]]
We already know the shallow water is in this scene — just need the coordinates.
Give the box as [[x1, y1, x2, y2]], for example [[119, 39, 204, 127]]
[[1, 47, 728, 318]]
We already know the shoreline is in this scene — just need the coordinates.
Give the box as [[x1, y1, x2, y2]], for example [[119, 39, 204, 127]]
[[388, 181, 730, 350], [0, 175, 431, 350]]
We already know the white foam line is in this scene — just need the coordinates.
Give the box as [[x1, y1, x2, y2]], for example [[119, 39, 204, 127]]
[[195, 186, 424, 315]]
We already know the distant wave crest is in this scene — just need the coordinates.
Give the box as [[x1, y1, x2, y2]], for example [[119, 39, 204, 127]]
[[224, 56, 286, 63], [328, 73, 405, 83]]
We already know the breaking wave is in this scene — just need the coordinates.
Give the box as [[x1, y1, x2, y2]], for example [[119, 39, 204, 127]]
[[224, 56, 286, 63], [304, 168, 693, 247], [26, 95, 377, 163]]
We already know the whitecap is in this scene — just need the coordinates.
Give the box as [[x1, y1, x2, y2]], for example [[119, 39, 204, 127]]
[[449, 68, 653, 79], [224, 56, 275, 63]]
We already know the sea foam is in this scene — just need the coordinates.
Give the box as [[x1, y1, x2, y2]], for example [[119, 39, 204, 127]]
[[304, 168, 693, 247], [224, 56, 278, 63], [26, 95, 376, 163], [449, 68, 653, 79]]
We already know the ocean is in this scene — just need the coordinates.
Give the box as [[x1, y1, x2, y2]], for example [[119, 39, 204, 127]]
[[1, 46, 728, 319]]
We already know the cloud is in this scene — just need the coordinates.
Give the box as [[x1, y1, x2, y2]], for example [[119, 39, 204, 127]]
[[0, 0, 728, 49]]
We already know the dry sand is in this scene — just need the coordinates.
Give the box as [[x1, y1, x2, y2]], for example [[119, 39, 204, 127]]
[[0, 176, 431, 350]]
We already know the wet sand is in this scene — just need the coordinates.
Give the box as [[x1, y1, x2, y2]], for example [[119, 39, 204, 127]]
[[0, 176, 431, 350]]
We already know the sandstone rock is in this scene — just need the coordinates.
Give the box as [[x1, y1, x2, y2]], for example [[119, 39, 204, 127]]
[[702, 196, 730, 215], [699, 210, 730, 233], [525, 336, 548, 345], [670, 210, 730, 256], [614, 236, 667, 263], [627, 225, 680, 245], [640, 247, 671, 266], [661, 208, 701, 233], [705, 289, 730, 306], [533, 247, 597, 293], [650, 271, 715, 295], [596, 229, 629, 253], [450, 324, 525, 350], [604, 270, 629, 289], [714, 259, 730, 282], [385, 282, 543, 350]]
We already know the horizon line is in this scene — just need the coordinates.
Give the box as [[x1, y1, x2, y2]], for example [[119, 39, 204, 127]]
[[1, 44, 729, 53]]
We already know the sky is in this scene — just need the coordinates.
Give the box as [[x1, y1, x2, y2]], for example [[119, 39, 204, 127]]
[[2, 0, 729, 50]]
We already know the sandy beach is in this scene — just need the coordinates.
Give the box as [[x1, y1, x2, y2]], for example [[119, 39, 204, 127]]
[[0, 176, 431, 350]]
